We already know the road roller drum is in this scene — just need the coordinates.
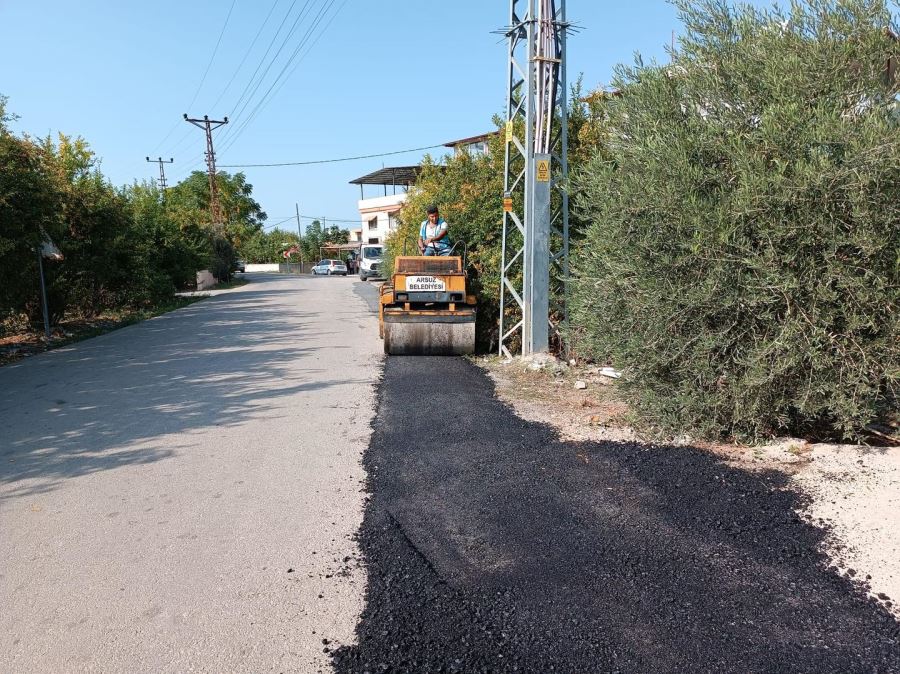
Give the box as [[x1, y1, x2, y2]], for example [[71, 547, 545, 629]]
[[378, 255, 477, 356]]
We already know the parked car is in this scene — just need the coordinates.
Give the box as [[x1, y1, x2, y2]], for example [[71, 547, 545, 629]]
[[312, 259, 347, 276], [234, 259, 246, 273], [358, 244, 384, 281]]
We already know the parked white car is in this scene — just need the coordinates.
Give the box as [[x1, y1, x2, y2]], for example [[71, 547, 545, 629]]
[[312, 259, 347, 276]]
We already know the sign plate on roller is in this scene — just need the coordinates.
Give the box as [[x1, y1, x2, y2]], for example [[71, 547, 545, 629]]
[[406, 275, 446, 291]]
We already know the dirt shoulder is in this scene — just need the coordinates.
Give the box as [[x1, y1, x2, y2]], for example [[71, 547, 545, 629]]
[[0, 278, 252, 367], [0, 295, 208, 367], [477, 355, 900, 620]]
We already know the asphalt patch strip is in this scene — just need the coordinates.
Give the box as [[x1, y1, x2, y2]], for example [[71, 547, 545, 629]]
[[332, 357, 900, 673]]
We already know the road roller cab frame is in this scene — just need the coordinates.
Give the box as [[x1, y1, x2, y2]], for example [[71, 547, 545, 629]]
[[379, 254, 477, 355]]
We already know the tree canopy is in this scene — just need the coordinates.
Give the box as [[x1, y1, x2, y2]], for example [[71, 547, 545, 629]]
[[0, 97, 269, 335]]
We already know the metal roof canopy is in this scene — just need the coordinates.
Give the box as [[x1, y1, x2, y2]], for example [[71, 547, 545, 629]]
[[444, 132, 497, 148], [350, 165, 429, 199], [349, 166, 421, 186]]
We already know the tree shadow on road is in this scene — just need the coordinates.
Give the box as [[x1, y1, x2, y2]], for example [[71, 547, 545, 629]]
[[332, 357, 900, 674], [0, 278, 369, 500]]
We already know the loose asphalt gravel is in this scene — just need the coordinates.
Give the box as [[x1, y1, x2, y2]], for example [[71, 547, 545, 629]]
[[331, 356, 900, 673]]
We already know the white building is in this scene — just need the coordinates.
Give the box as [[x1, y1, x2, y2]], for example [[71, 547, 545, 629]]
[[349, 166, 421, 245], [347, 140, 492, 246], [357, 194, 404, 245]]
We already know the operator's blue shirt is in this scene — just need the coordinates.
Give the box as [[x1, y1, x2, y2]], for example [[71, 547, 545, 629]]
[[420, 218, 451, 253]]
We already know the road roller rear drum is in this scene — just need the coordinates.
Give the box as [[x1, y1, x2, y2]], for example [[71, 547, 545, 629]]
[[378, 255, 477, 356]]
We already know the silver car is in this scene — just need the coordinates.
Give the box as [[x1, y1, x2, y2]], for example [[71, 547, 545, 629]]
[[312, 259, 347, 276]]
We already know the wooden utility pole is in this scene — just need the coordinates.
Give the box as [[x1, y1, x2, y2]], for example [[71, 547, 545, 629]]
[[183, 114, 228, 228]]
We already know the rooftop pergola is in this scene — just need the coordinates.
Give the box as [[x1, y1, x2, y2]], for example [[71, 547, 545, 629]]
[[443, 131, 497, 149], [349, 166, 422, 199]]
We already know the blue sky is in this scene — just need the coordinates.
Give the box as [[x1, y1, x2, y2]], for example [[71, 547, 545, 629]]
[[0, 1, 759, 231]]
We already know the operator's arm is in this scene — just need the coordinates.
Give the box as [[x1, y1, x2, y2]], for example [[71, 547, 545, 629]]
[[430, 221, 449, 242]]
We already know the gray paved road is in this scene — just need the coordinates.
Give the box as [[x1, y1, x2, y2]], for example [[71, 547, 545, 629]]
[[0, 273, 382, 673]]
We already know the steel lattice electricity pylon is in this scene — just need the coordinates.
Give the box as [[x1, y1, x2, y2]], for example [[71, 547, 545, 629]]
[[499, 0, 569, 358]]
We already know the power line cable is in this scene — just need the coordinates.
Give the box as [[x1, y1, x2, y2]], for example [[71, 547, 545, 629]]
[[270, 215, 360, 223], [208, 0, 282, 113], [218, 143, 445, 167], [303, 216, 359, 224], [224, 0, 303, 120], [161, 125, 204, 163], [141, 0, 237, 168], [185, 0, 238, 113], [248, 0, 349, 125], [168, 148, 210, 183], [155, 0, 277, 164], [145, 122, 184, 164], [172, 137, 439, 186], [217, 0, 310, 146], [262, 216, 298, 229], [217, 0, 326, 155], [218, 0, 339, 154]]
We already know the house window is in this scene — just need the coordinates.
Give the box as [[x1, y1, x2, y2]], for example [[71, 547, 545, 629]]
[[368, 237, 379, 244], [468, 140, 488, 156], [368, 217, 378, 231], [455, 140, 489, 157]]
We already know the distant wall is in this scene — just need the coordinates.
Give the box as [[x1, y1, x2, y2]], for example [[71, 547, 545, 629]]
[[279, 263, 314, 274], [245, 263, 314, 274], [196, 270, 217, 290]]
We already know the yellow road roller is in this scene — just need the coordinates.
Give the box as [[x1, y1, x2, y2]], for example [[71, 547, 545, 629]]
[[379, 255, 477, 355]]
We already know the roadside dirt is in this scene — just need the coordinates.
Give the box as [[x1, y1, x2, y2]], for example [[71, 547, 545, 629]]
[[478, 355, 900, 620], [0, 318, 126, 366], [0, 296, 209, 367]]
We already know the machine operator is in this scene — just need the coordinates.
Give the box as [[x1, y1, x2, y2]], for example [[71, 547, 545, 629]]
[[418, 205, 452, 256]]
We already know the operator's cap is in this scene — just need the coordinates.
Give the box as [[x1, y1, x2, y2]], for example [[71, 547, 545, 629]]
[[426, 205, 439, 215]]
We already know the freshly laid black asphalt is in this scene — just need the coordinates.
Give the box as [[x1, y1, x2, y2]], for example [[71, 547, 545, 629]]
[[331, 357, 899, 673]]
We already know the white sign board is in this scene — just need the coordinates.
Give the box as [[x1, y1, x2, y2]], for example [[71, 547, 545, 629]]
[[406, 275, 446, 292]]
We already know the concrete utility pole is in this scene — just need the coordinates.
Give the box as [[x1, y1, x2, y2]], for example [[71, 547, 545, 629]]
[[145, 156, 174, 191], [183, 114, 228, 228], [295, 203, 304, 265], [499, 0, 570, 358]]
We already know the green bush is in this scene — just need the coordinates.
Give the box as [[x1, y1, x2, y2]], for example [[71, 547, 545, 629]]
[[209, 235, 237, 282], [569, 0, 899, 440], [0, 97, 269, 333], [0, 129, 63, 328]]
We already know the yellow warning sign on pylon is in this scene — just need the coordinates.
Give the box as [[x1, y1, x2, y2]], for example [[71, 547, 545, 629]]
[[505, 120, 513, 143], [536, 159, 550, 182]]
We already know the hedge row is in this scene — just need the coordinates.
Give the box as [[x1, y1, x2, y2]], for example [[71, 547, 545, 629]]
[[568, 0, 898, 440]]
